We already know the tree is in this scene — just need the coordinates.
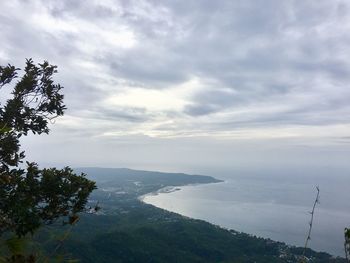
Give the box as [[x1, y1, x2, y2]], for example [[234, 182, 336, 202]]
[[345, 228, 350, 262], [0, 59, 96, 260]]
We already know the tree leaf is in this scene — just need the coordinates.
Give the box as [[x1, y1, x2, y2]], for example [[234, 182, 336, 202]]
[[5, 237, 26, 254]]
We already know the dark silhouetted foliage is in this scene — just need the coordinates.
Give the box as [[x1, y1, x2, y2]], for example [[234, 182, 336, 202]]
[[345, 228, 350, 262], [0, 59, 96, 240]]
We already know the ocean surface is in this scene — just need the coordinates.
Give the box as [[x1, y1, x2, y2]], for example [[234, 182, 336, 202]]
[[142, 170, 350, 257]]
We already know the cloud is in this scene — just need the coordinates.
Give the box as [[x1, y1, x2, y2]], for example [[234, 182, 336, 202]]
[[1, 0, 350, 145]]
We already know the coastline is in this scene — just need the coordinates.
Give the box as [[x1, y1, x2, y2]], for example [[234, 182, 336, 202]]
[[138, 179, 346, 258], [138, 180, 224, 203], [138, 185, 181, 202], [77, 166, 346, 261]]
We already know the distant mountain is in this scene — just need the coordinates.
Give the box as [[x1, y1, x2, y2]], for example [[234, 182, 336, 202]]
[[75, 167, 222, 195], [76, 167, 221, 183]]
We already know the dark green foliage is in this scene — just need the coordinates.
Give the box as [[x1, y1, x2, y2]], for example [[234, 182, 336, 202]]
[[345, 228, 350, 261], [0, 59, 96, 240], [1, 164, 95, 237], [0, 59, 65, 169]]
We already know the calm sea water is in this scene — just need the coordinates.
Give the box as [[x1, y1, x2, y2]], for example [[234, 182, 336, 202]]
[[143, 171, 350, 256]]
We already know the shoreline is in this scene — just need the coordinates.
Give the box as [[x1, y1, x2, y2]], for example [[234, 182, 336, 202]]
[[138, 180, 345, 258], [138, 185, 181, 202], [138, 180, 224, 203]]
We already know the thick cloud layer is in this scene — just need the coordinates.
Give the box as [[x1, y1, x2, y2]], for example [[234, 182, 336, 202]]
[[1, 0, 350, 169]]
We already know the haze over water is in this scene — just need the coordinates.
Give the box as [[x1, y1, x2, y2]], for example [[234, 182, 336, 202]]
[[143, 167, 350, 257]]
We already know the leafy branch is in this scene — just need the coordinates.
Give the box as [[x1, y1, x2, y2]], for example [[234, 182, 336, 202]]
[[345, 228, 350, 262]]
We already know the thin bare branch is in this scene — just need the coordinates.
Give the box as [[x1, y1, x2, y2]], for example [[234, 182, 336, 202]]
[[302, 186, 320, 258]]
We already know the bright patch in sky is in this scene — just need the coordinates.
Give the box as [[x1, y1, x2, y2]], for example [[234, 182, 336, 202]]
[[1, 0, 350, 169]]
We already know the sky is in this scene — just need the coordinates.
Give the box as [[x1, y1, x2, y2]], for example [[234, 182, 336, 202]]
[[1, 0, 350, 175]]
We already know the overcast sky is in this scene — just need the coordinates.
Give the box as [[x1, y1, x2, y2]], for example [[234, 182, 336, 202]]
[[1, 0, 350, 175]]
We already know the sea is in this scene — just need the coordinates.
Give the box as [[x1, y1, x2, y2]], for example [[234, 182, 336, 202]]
[[142, 167, 350, 257]]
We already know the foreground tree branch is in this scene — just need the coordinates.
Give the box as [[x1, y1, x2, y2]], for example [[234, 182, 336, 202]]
[[0, 59, 96, 261]]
